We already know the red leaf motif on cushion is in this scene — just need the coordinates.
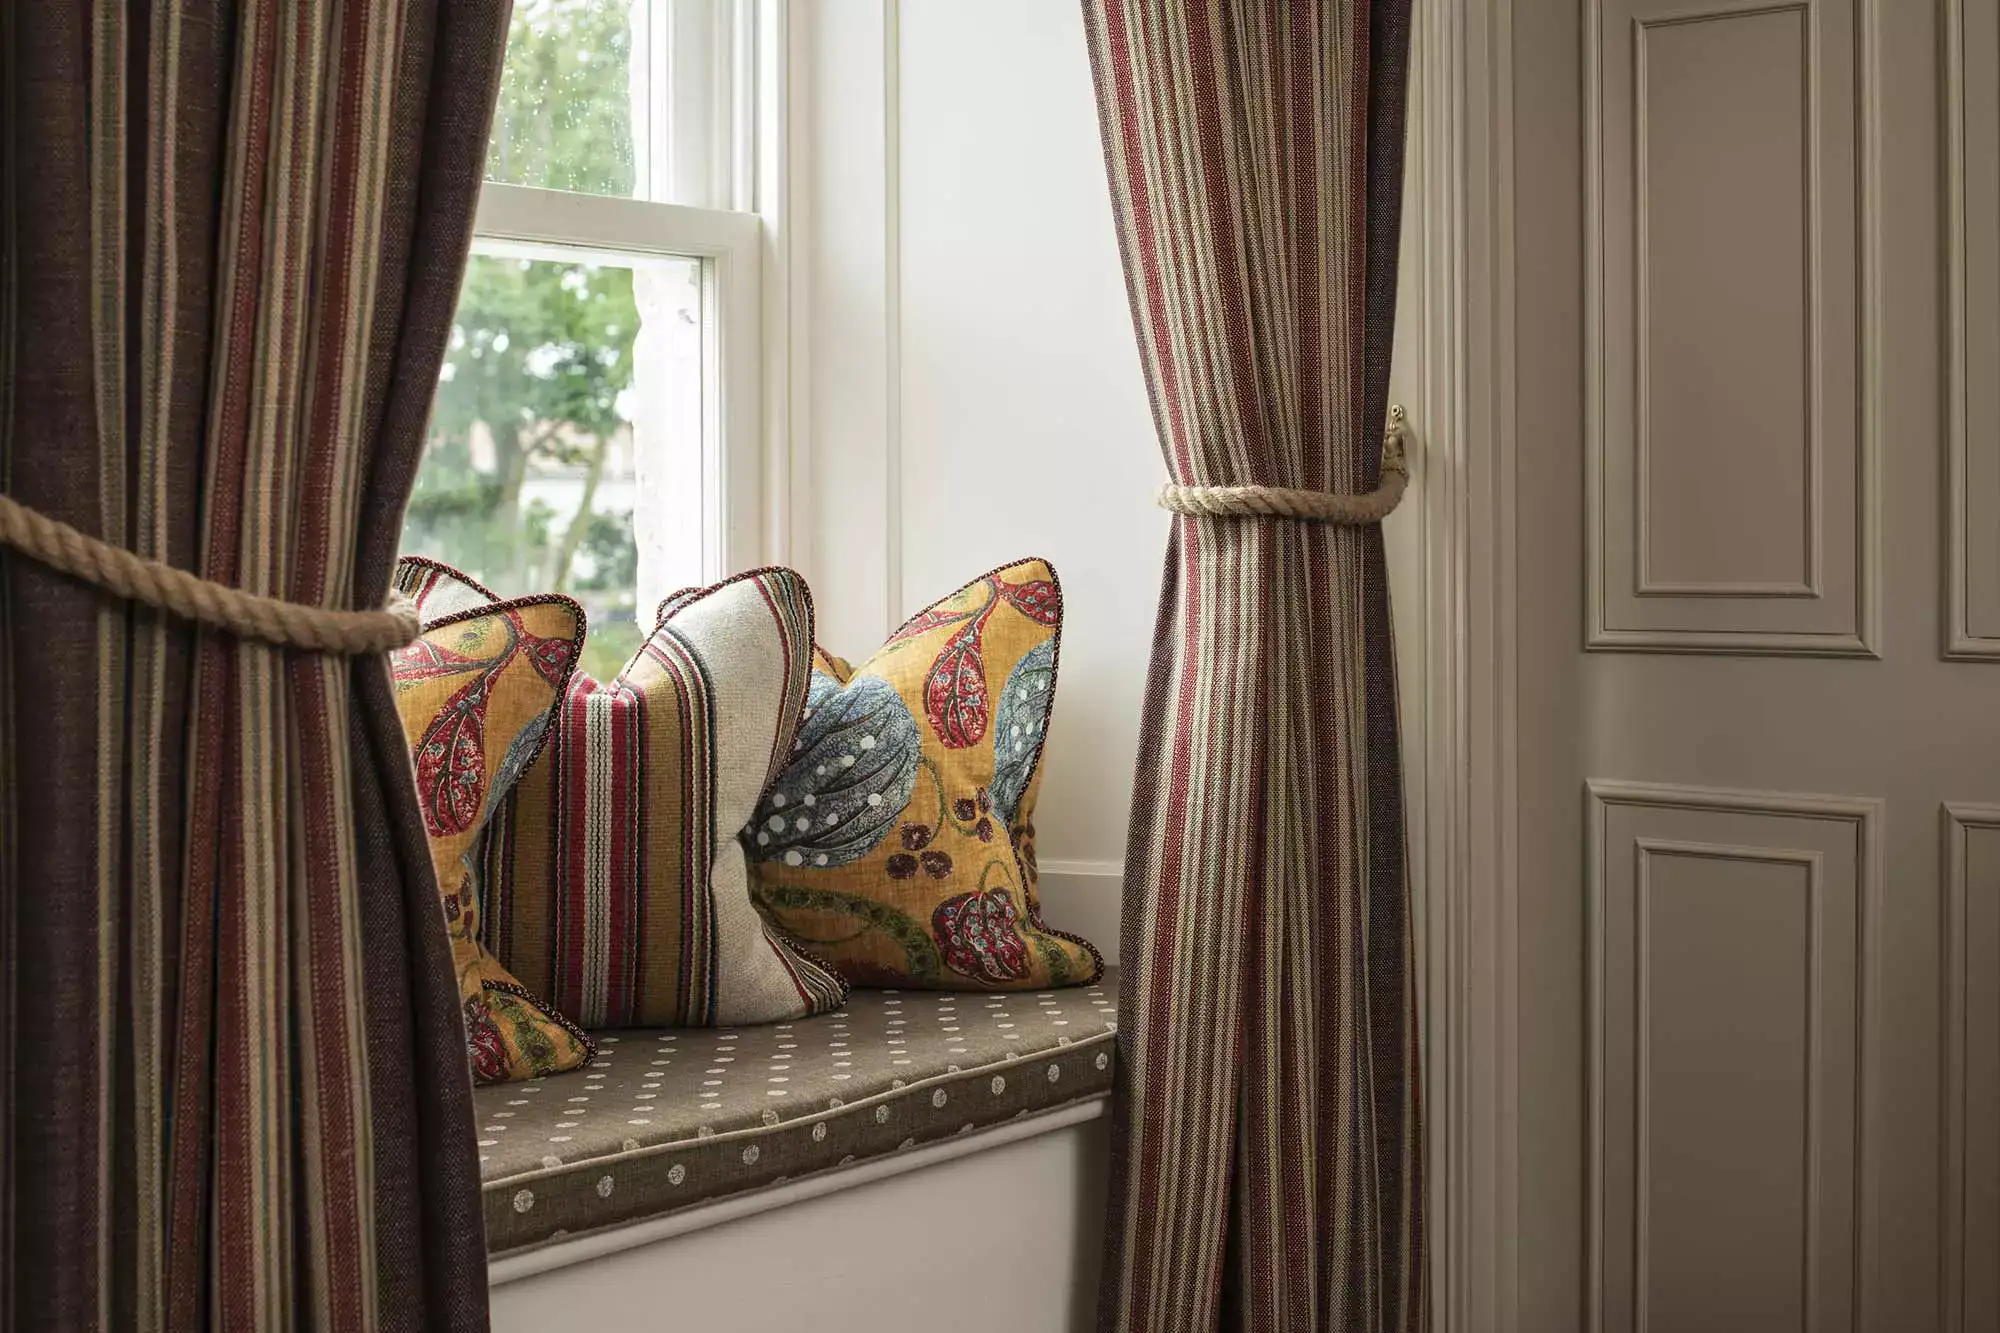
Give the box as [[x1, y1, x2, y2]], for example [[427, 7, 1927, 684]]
[[994, 577, 1060, 626], [520, 627, 577, 689], [464, 996, 509, 1085], [400, 614, 521, 837], [885, 602, 972, 644], [413, 673, 492, 837], [391, 636, 490, 686], [922, 617, 991, 748], [932, 888, 1030, 984]]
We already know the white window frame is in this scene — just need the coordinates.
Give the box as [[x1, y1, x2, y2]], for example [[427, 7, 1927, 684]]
[[470, 183, 765, 583], [460, 0, 788, 589]]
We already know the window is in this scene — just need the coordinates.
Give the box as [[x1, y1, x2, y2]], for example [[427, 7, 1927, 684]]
[[401, 0, 765, 681]]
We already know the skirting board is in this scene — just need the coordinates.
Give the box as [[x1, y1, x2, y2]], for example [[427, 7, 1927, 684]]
[[1037, 859, 1123, 967]]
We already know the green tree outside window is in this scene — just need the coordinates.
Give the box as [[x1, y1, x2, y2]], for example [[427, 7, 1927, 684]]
[[401, 0, 652, 681]]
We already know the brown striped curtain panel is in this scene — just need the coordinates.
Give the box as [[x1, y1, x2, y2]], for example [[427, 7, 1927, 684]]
[[1, 4, 509, 1329], [1080, 4, 1428, 1330]]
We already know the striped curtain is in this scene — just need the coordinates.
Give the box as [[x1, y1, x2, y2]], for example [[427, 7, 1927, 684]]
[[1079, 3, 1426, 1330], [1, 3, 508, 1329]]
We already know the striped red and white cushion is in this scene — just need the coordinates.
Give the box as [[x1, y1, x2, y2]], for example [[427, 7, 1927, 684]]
[[479, 567, 847, 1029]]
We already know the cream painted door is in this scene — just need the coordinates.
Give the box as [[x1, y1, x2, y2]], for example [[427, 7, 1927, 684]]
[[1510, 0, 2000, 1330]]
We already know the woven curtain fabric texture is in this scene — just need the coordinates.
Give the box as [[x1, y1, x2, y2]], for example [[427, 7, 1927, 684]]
[[0, 3, 509, 1330], [1080, 3, 1426, 1331]]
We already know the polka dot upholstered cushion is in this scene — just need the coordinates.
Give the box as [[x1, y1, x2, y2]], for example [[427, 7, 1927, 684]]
[[474, 970, 1119, 1254], [744, 559, 1102, 991]]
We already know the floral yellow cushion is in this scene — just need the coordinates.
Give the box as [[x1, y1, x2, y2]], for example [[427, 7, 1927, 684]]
[[391, 558, 594, 1084], [746, 559, 1103, 989]]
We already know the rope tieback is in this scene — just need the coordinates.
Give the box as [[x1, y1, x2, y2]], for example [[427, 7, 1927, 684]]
[[0, 492, 420, 653], [1156, 404, 1414, 523]]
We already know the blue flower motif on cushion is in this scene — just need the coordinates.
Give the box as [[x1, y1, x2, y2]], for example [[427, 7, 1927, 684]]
[[988, 640, 1056, 825], [747, 673, 920, 868]]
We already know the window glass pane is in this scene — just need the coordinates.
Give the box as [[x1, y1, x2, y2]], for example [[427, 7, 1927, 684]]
[[485, 0, 746, 208], [402, 251, 706, 683], [487, 0, 642, 198]]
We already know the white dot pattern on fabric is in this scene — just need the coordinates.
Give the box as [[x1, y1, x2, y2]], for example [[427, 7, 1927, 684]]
[[471, 977, 1118, 1240]]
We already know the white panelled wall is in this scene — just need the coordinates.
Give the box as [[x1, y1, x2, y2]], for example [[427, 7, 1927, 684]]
[[792, 0, 1426, 967]]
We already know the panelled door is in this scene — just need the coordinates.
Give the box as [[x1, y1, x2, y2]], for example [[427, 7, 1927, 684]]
[[1509, 0, 2000, 1329]]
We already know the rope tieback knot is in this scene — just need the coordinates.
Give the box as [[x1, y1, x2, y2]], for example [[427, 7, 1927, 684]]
[[1156, 404, 1414, 524], [0, 492, 420, 654]]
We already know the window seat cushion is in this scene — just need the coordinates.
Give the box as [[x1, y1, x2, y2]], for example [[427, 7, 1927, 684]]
[[475, 970, 1119, 1256]]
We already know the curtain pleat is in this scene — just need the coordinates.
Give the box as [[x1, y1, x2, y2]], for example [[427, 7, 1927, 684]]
[[1079, 3, 1426, 1329], [0, 2, 509, 1329]]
